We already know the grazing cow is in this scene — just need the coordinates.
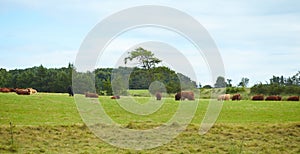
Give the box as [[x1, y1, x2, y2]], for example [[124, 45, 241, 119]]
[[232, 94, 241, 101], [155, 92, 162, 100], [287, 96, 299, 101], [85, 92, 99, 98], [9, 88, 16, 92], [181, 91, 195, 100], [277, 96, 282, 101], [15, 88, 31, 95], [175, 92, 181, 101], [175, 91, 195, 101], [265, 95, 282, 101], [0, 88, 10, 93], [252, 95, 264, 101], [67, 86, 74, 96], [218, 94, 230, 101], [28, 88, 37, 94], [111, 95, 120, 99]]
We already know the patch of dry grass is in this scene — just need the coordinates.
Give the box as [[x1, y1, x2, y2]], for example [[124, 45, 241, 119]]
[[0, 123, 299, 153]]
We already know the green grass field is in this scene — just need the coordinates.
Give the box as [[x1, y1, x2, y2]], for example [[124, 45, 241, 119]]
[[0, 92, 299, 153]]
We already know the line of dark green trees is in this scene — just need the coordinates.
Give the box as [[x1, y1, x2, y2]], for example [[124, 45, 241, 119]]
[[0, 47, 199, 95], [1, 46, 299, 96], [0, 64, 73, 93], [0, 63, 197, 95], [1, 63, 299, 95]]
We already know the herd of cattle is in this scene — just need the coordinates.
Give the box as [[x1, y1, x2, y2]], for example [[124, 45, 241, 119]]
[[0, 87, 37, 95], [1, 87, 299, 101], [251, 95, 299, 101], [218, 93, 299, 101], [172, 92, 298, 101], [84, 91, 195, 100], [172, 92, 299, 101]]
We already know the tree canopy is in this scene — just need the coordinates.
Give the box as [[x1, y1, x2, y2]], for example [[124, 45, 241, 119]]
[[238, 77, 250, 87], [95, 66, 196, 95], [0, 64, 73, 93], [251, 72, 300, 95], [124, 47, 162, 70], [214, 76, 227, 88]]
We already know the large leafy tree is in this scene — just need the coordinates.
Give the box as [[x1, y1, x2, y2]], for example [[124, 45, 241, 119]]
[[124, 47, 162, 70], [124, 47, 162, 90]]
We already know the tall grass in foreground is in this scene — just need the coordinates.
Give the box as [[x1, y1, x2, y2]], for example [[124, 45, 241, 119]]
[[0, 123, 299, 153]]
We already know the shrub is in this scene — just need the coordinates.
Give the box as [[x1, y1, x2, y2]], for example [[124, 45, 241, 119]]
[[226, 87, 245, 94]]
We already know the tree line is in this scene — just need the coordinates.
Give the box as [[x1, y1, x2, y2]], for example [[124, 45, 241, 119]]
[[1, 64, 299, 95], [0, 48, 198, 95], [75, 66, 197, 95], [1, 47, 299, 96], [203, 72, 300, 95], [0, 64, 73, 93], [250, 72, 300, 95], [0, 64, 197, 95]]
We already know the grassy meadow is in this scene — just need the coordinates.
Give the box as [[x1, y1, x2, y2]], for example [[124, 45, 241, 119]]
[[0, 91, 299, 153]]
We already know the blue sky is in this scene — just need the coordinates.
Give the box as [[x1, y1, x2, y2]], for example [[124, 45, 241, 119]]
[[1, 0, 300, 86]]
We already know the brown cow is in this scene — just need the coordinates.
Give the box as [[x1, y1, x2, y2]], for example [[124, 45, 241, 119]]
[[15, 88, 31, 95], [85, 92, 99, 98], [287, 96, 299, 101], [182, 91, 195, 100], [175, 92, 181, 101], [111, 95, 120, 99], [175, 91, 195, 101], [155, 92, 162, 100], [28, 88, 37, 94], [218, 94, 230, 101], [0, 88, 11, 93], [252, 95, 264, 101], [265, 95, 282, 101], [9, 88, 16, 92], [232, 94, 241, 101]]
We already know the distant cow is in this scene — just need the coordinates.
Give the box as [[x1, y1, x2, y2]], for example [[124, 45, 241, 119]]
[[67, 86, 74, 96], [218, 94, 230, 101], [175, 92, 181, 101], [287, 96, 299, 101], [15, 88, 31, 95], [111, 95, 120, 99], [0, 88, 10, 93], [175, 91, 195, 101], [85, 92, 98, 98], [9, 88, 16, 92], [265, 95, 282, 101], [28, 88, 37, 94], [155, 92, 162, 100], [232, 94, 241, 101], [252, 95, 264, 101]]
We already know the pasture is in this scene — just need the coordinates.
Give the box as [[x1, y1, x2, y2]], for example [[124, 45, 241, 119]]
[[0, 92, 299, 153]]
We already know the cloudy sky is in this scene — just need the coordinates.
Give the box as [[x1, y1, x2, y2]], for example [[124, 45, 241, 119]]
[[1, 0, 300, 86]]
